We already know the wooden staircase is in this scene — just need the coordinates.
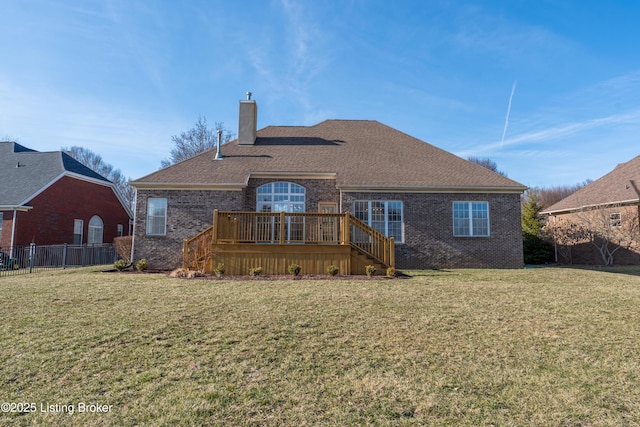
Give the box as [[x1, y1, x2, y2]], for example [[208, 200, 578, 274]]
[[183, 210, 394, 275]]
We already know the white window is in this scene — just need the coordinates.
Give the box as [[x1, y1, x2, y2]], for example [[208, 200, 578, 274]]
[[353, 201, 404, 242], [88, 216, 104, 244], [453, 201, 490, 237], [256, 182, 305, 213], [73, 219, 84, 244], [146, 198, 168, 236], [117, 224, 124, 237], [610, 213, 621, 228]]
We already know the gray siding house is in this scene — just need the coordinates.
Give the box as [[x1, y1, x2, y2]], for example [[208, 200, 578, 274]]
[[131, 97, 526, 271]]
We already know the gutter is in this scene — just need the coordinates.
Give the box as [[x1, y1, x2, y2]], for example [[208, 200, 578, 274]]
[[541, 198, 640, 216], [10, 209, 18, 257], [336, 184, 528, 194]]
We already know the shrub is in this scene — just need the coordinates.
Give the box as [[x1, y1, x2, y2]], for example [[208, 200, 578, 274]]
[[114, 259, 129, 271], [365, 265, 376, 277], [386, 267, 397, 278], [327, 265, 339, 276], [214, 263, 225, 277], [136, 258, 148, 271], [523, 233, 554, 265], [249, 267, 263, 277], [113, 236, 132, 262], [288, 264, 301, 276]]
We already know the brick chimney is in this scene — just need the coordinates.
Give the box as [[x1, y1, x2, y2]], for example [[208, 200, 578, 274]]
[[238, 91, 257, 145]]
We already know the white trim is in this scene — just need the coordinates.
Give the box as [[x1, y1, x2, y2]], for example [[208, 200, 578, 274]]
[[131, 182, 245, 191], [337, 184, 527, 194], [0, 205, 32, 211]]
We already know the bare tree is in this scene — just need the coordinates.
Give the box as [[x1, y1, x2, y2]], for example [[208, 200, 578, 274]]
[[161, 116, 234, 168], [467, 156, 507, 177], [62, 146, 134, 209], [525, 181, 592, 210], [546, 205, 639, 265]]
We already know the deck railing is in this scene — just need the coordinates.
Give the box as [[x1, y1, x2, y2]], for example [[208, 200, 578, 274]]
[[183, 210, 394, 272]]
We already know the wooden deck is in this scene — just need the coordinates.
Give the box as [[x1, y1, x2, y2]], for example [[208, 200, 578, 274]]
[[183, 210, 395, 275]]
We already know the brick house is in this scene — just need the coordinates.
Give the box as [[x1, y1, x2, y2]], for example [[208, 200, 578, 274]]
[[542, 156, 640, 265], [131, 99, 526, 269], [131, 96, 526, 273], [0, 142, 132, 250]]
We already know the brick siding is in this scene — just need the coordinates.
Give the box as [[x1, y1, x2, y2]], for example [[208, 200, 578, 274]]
[[342, 191, 524, 269], [134, 180, 524, 270], [2, 176, 130, 247]]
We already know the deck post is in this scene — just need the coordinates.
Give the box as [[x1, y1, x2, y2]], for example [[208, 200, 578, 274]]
[[389, 237, 395, 268], [279, 211, 285, 244], [384, 239, 389, 266], [342, 213, 350, 246], [212, 209, 219, 244], [182, 239, 189, 270]]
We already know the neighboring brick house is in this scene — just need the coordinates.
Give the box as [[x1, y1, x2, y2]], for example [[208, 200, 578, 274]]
[[542, 156, 640, 265], [0, 142, 132, 249], [131, 96, 526, 271]]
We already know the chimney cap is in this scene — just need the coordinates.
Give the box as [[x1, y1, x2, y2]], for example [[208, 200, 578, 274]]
[[246, 91, 252, 100]]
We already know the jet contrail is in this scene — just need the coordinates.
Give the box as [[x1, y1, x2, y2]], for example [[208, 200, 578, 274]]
[[500, 81, 517, 149]]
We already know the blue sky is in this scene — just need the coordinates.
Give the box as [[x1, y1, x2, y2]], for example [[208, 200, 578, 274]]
[[2, 0, 640, 188]]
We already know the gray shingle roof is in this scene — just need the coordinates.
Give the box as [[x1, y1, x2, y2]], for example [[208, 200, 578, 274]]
[[0, 141, 111, 208], [132, 120, 526, 191], [543, 155, 640, 214]]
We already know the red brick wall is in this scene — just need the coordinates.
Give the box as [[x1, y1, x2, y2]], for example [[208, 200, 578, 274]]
[[0, 210, 14, 249], [11, 176, 131, 246]]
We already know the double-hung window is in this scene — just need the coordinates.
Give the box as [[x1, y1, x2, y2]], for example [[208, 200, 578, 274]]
[[353, 201, 403, 242], [453, 201, 489, 237], [146, 198, 168, 236], [73, 219, 84, 244]]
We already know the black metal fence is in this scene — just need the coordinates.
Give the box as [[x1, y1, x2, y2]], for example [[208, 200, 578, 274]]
[[0, 244, 117, 278]]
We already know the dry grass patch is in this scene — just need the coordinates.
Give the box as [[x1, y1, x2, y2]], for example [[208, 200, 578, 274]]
[[1, 267, 640, 425]]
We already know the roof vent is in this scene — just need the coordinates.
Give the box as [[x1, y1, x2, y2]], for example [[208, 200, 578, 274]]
[[214, 129, 223, 160]]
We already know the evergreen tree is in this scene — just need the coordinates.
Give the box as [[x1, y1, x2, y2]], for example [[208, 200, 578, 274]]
[[521, 195, 554, 264]]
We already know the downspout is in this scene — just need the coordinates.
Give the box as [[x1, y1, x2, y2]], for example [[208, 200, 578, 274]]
[[10, 209, 18, 257], [129, 189, 138, 263], [552, 215, 558, 263]]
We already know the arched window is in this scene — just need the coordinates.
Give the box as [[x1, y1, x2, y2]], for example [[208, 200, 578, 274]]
[[256, 182, 305, 212], [88, 215, 104, 245]]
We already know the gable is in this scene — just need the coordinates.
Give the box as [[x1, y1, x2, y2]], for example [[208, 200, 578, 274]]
[[0, 141, 113, 208], [543, 155, 640, 214]]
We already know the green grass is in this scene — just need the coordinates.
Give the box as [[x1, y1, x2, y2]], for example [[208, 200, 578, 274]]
[[1, 267, 640, 426]]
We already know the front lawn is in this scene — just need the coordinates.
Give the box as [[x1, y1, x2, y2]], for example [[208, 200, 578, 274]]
[[1, 267, 639, 426]]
